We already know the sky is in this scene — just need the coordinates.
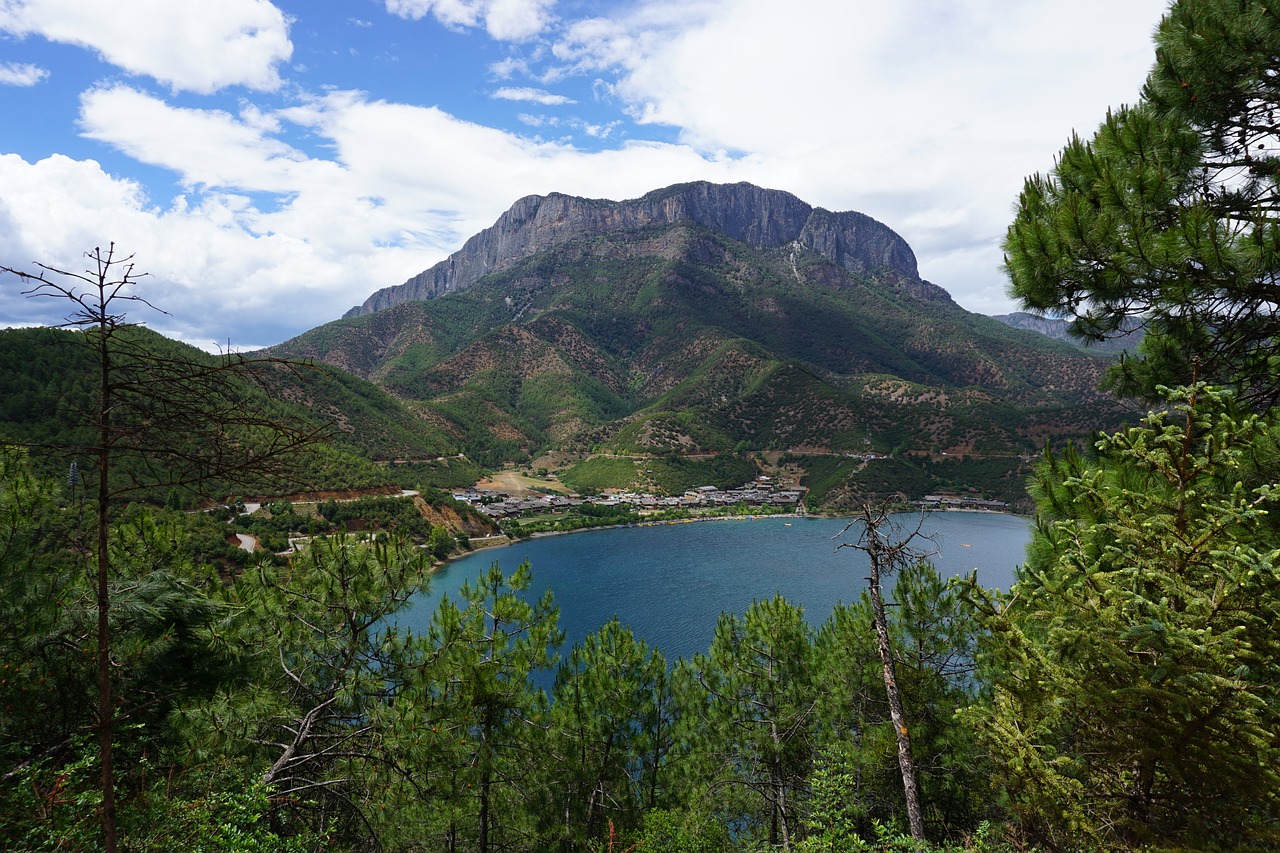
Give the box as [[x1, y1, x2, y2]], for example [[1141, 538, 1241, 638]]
[[0, 0, 1170, 350]]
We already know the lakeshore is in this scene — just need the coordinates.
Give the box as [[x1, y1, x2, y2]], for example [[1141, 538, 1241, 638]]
[[400, 512, 1034, 663]]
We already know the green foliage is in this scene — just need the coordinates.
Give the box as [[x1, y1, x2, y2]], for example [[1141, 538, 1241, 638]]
[[970, 386, 1280, 849], [195, 533, 435, 846], [231, 494, 477, 559], [632, 808, 732, 852], [536, 618, 676, 847], [813, 561, 995, 843], [1005, 0, 1280, 407], [265, 214, 1123, 489], [382, 455, 484, 490], [646, 453, 758, 495], [561, 456, 640, 492], [407, 561, 564, 850], [688, 595, 816, 847], [3, 749, 313, 853]]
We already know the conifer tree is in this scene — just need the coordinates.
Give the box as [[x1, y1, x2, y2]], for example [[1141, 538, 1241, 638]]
[[693, 595, 815, 849], [539, 617, 674, 848], [970, 385, 1280, 849], [416, 561, 562, 852], [1004, 0, 1280, 407], [0, 245, 327, 851]]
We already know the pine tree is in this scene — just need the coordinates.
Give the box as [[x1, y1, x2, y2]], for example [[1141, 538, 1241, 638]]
[[416, 561, 562, 852], [970, 385, 1280, 849], [538, 617, 674, 848], [0, 245, 328, 851], [692, 595, 815, 848], [1004, 0, 1280, 407]]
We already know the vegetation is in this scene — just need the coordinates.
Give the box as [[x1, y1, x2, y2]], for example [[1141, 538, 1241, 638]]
[[1004, 0, 1280, 408], [968, 387, 1280, 849], [0, 325, 407, 500], [1, 437, 1013, 850], [560, 455, 640, 492], [379, 455, 485, 490], [264, 198, 1131, 506], [6, 4, 1280, 849]]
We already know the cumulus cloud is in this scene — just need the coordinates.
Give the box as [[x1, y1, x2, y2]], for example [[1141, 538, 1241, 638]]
[[78, 85, 319, 195], [385, 0, 555, 41], [492, 86, 575, 105], [0, 0, 292, 93], [0, 61, 48, 86], [2, 85, 734, 345], [578, 0, 1168, 309], [0, 0, 1173, 347]]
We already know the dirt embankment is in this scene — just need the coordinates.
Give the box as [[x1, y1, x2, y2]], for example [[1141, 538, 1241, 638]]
[[413, 495, 499, 537]]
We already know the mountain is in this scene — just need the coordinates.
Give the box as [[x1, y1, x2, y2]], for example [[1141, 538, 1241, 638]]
[[271, 182, 1133, 508], [345, 182, 934, 317], [992, 311, 1144, 354]]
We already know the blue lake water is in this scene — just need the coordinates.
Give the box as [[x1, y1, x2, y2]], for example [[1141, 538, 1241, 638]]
[[398, 513, 1032, 662]]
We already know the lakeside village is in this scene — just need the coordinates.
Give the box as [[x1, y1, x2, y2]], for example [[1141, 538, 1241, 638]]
[[450, 476, 1009, 525]]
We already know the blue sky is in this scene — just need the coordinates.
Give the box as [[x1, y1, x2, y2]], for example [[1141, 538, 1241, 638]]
[[0, 0, 1169, 348]]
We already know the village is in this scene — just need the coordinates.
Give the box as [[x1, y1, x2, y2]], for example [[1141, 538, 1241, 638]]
[[452, 476, 807, 521]]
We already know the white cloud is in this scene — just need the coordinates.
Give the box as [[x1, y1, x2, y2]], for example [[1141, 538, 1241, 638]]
[[0, 61, 48, 86], [384, 0, 555, 41], [493, 86, 575, 105], [489, 56, 529, 79], [1, 0, 1175, 348], [78, 85, 320, 195], [0, 0, 292, 93], [1, 86, 742, 345], [579, 0, 1169, 307]]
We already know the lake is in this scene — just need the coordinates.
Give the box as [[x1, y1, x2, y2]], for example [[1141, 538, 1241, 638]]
[[398, 512, 1032, 662]]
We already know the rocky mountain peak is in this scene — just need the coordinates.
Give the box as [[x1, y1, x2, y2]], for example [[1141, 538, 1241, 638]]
[[345, 181, 924, 318]]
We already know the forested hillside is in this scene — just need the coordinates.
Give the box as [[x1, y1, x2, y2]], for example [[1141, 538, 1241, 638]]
[[270, 193, 1132, 506], [0, 324, 462, 501]]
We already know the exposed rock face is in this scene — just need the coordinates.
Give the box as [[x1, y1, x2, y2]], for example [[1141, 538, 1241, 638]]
[[992, 311, 1076, 342], [993, 311, 1144, 353], [346, 181, 923, 318]]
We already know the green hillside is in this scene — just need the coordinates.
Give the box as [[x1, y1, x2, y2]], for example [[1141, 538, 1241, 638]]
[[0, 326, 454, 502], [269, 222, 1130, 505]]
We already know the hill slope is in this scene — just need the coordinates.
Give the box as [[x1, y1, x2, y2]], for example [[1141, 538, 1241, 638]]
[[271, 183, 1132, 505], [0, 326, 452, 500]]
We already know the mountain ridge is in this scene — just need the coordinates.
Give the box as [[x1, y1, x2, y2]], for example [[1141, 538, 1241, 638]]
[[266, 182, 1133, 509], [345, 181, 941, 318]]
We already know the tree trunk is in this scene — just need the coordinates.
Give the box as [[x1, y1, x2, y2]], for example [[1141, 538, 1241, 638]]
[[96, 323, 117, 853], [478, 767, 490, 853], [864, 514, 926, 841]]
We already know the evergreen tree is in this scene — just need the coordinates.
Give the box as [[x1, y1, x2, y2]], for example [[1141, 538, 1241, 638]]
[[413, 561, 562, 852], [1004, 0, 1280, 407], [0, 448, 246, 850], [691, 595, 815, 849], [1, 245, 327, 851], [206, 534, 434, 846], [811, 560, 992, 846], [970, 386, 1280, 849], [538, 617, 675, 849]]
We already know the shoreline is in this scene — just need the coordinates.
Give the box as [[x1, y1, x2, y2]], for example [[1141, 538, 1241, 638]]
[[438, 506, 1022, 570]]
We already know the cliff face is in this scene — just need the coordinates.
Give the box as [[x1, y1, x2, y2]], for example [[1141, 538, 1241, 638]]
[[993, 311, 1144, 354], [345, 181, 924, 317]]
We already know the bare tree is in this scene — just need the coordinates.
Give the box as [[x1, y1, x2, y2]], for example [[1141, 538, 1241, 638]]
[[838, 503, 936, 842], [1, 244, 330, 852]]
